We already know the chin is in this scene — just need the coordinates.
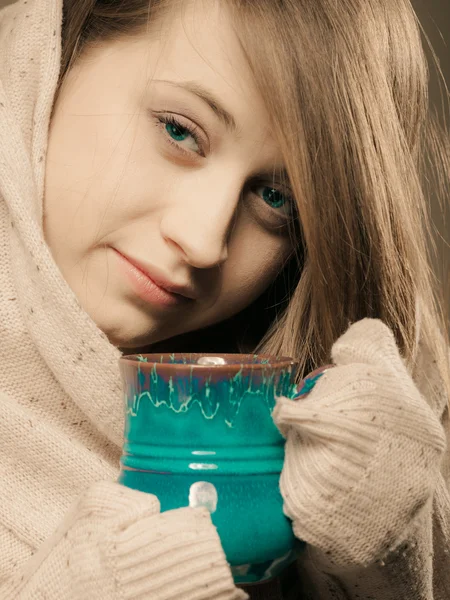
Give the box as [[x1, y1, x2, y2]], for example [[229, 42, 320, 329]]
[[87, 295, 227, 352], [87, 301, 165, 349], [101, 320, 165, 350]]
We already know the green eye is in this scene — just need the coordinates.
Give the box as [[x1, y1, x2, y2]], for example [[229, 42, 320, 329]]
[[261, 187, 288, 209], [166, 122, 189, 142], [160, 116, 201, 154]]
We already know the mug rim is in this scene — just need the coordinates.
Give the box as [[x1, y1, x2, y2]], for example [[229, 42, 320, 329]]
[[120, 352, 298, 372]]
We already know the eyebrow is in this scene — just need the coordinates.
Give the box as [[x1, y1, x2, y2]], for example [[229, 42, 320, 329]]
[[152, 79, 237, 132]]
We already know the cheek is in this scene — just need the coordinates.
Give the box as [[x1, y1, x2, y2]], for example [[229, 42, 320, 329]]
[[220, 219, 291, 312], [44, 105, 167, 257]]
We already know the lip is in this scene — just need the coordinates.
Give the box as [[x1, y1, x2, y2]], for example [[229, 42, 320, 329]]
[[113, 248, 195, 307]]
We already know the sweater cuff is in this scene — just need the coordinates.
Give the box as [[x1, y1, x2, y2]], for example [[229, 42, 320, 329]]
[[274, 367, 446, 567], [103, 506, 247, 600]]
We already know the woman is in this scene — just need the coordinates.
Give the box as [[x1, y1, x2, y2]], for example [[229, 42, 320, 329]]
[[0, 0, 448, 598]]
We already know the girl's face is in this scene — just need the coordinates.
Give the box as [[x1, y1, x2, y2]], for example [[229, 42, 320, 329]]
[[44, 1, 294, 348]]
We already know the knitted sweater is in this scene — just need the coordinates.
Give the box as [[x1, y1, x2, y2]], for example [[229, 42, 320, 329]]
[[0, 1, 449, 599]]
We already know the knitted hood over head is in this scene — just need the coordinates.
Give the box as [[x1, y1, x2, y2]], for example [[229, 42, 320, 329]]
[[0, 0, 124, 448], [0, 0, 127, 557]]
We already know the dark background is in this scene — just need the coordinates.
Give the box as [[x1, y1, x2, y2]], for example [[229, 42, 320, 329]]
[[413, 0, 449, 297]]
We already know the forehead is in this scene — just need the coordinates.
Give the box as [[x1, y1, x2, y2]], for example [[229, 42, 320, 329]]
[[139, 0, 275, 143]]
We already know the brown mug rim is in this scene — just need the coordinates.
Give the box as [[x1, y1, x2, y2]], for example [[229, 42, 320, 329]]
[[120, 352, 299, 372]]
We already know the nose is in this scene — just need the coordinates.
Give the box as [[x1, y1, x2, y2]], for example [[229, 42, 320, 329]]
[[160, 176, 240, 269]]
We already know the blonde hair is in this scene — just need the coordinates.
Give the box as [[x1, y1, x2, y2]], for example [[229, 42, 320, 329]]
[[59, 0, 449, 401]]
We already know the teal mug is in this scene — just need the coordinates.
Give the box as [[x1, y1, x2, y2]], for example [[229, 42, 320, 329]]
[[118, 353, 304, 584]]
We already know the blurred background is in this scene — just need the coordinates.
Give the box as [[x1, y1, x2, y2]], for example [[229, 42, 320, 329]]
[[1, 0, 449, 296], [413, 0, 449, 305]]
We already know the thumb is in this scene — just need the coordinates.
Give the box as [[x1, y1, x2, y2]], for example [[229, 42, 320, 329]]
[[75, 481, 160, 526], [331, 318, 406, 372]]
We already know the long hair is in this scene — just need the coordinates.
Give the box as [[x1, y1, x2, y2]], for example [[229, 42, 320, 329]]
[[58, 0, 449, 402]]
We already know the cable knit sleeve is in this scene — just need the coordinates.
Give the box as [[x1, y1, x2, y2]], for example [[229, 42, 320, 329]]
[[274, 319, 449, 599], [0, 481, 247, 600]]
